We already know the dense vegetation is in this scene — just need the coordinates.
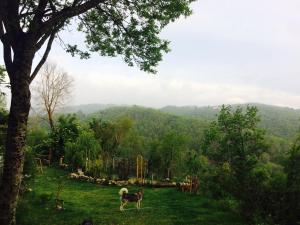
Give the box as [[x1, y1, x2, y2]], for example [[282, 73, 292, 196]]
[[1, 102, 300, 224], [162, 103, 300, 139], [64, 103, 300, 139]]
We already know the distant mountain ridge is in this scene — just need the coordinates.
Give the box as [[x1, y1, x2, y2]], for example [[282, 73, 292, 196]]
[[62, 103, 300, 139]]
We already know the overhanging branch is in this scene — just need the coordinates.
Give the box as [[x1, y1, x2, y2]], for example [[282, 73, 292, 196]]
[[0, 17, 13, 74], [28, 0, 49, 32], [29, 31, 55, 83], [40, 0, 105, 35]]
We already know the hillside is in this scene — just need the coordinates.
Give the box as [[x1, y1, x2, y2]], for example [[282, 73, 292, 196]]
[[89, 106, 208, 150], [64, 103, 300, 140], [161, 103, 300, 139]]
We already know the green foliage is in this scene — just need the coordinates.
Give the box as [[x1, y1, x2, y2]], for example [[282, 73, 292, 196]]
[[119, 130, 145, 159], [19, 103, 300, 224], [162, 103, 300, 140], [89, 158, 104, 178], [89, 117, 133, 175], [77, 1, 195, 73], [202, 105, 269, 221], [21, 103, 300, 224], [203, 105, 267, 172], [284, 137, 300, 225], [16, 0, 195, 73], [65, 103, 296, 164], [51, 114, 81, 161], [27, 126, 52, 157], [90, 117, 132, 151], [92, 106, 207, 150], [65, 130, 101, 171], [184, 150, 212, 179], [87, 106, 207, 179], [159, 131, 186, 178]]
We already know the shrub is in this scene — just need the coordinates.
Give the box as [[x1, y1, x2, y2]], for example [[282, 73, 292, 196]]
[[88, 159, 104, 178], [65, 130, 101, 171]]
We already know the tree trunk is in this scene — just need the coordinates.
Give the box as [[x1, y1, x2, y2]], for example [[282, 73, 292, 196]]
[[0, 47, 34, 225], [47, 109, 54, 131], [46, 110, 54, 164]]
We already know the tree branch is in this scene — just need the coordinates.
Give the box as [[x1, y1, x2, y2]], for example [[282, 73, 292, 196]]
[[35, 25, 57, 50], [0, 16, 13, 74], [40, 0, 105, 35], [28, 0, 49, 32], [0, 18, 4, 38], [48, 0, 57, 13], [29, 31, 55, 83]]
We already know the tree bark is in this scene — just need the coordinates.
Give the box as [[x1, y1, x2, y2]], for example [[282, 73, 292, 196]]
[[0, 46, 34, 225], [47, 109, 55, 131]]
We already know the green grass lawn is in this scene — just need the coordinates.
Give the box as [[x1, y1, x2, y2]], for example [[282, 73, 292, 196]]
[[16, 168, 244, 225]]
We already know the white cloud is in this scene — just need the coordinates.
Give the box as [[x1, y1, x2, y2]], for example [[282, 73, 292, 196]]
[[2, 0, 300, 109], [70, 69, 300, 108]]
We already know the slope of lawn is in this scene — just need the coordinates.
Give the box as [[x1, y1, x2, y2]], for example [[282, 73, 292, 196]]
[[16, 168, 244, 225]]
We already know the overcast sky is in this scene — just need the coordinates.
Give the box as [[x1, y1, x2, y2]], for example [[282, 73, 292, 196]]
[[2, 0, 300, 108]]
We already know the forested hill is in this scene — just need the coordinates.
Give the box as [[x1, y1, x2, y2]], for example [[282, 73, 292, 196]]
[[161, 103, 300, 139], [89, 106, 208, 150], [65, 103, 300, 140]]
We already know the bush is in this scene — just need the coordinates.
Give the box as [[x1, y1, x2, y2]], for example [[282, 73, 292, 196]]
[[65, 130, 101, 171], [88, 159, 104, 178]]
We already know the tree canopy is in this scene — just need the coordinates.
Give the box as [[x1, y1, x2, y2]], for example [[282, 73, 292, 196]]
[[1, 0, 195, 77]]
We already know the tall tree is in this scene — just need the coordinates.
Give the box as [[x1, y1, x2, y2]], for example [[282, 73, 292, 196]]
[[0, 1, 195, 223], [160, 131, 186, 178], [34, 62, 73, 130], [202, 106, 268, 221]]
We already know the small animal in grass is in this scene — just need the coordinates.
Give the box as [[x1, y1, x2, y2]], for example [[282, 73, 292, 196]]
[[119, 187, 144, 211]]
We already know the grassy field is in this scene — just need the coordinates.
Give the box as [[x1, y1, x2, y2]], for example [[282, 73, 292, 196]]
[[16, 168, 244, 225]]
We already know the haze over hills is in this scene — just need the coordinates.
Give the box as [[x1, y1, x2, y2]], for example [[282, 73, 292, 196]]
[[62, 103, 300, 139], [60, 103, 120, 114]]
